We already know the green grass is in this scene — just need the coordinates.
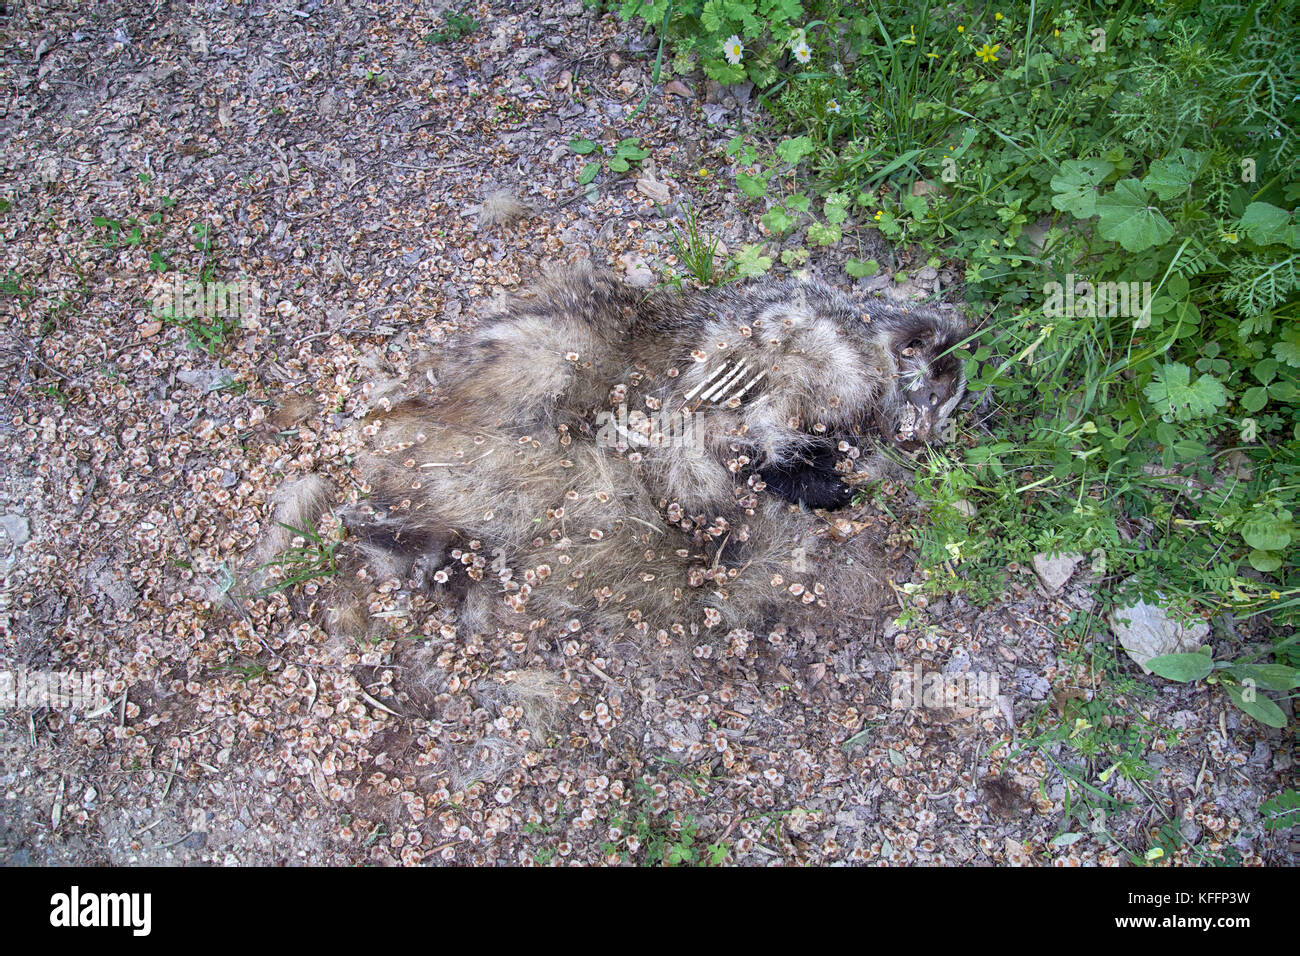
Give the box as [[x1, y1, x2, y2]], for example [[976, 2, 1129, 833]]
[[618, 0, 1298, 727], [665, 204, 731, 286], [257, 521, 340, 594]]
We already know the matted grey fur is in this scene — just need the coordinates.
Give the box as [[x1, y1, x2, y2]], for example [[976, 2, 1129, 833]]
[[317, 263, 965, 647]]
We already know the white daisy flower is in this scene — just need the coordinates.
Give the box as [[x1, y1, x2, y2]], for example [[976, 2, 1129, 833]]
[[793, 40, 811, 64], [826, 99, 842, 114], [723, 34, 744, 65]]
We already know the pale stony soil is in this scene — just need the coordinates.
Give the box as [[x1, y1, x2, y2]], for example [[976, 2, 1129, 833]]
[[0, 0, 1292, 866]]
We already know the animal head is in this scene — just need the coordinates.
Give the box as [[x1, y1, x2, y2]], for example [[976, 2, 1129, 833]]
[[864, 305, 966, 450]]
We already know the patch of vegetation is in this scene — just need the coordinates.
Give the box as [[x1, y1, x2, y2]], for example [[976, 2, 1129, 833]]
[[604, 778, 729, 866], [256, 521, 341, 595], [665, 203, 732, 285], [33, 384, 70, 406], [423, 6, 479, 44], [1, 270, 34, 300], [617, 0, 1298, 726], [214, 658, 270, 683], [568, 135, 651, 185], [1146, 638, 1299, 728], [1259, 788, 1299, 832]]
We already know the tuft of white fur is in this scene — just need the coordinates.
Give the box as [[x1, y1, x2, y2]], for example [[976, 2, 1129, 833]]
[[477, 189, 534, 230]]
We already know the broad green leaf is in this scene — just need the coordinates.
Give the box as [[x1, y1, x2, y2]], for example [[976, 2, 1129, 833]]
[[1239, 202, 1292, 247], [1269, 380, 1300, 402], [578, 161, 600, 185], [847, 258, 880, 278], [736, 171, 769, 199], [1223, 681, 1287, 728], [1096, 179, 1173, 252], [1254, 358, 1278, 384], [784, 193, 811, 213], [1142, 362, 1228, 420], [1146, 652, 1213, 682], [1049, 159, 1114, 218], [761, 207, 796, 235], [1274, 325, 1300, 366], [569, 138, 599, 155], [1240, 511, 1292, 551], [615, 139, 649, 161], [1141, 149, 1205, 200], [775, 135, 815, 165], [1241, 387, 1269, 412], [700, 0, 726, 33], [1225, 664, 1300, 692], [732, 243, 772, 277], [1249, 549, 1283, 572], [703, 59, 746, 84], [824, 192, 850, 225], [807, 221, 841, 245]]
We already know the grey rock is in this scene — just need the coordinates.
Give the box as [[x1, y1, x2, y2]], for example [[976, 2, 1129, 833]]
[[701, 103, 729, 126], [1109, 595, 1209, 673], [1032, 551, 1084, 592], [523, 56, 558, 84], [94, 569, 139, 609], [635, 177, 670, 205], [176, 367, 230, 392], [1, 513, 30, 548], [618, 253, 654, 288]]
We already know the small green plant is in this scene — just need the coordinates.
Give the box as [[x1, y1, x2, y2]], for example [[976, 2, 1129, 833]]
[[0, 270, 34, 300], [533, 847, 556, 865], [1259, 789, 1299, 831], [156, 294, 240, 355], [92, 216, 144, 248], [423, 6, 479, 43], [1000, 623, 1180, 856], [569, 135, 651, 185], [606, 778, 728, 866], [1146, 641, 1300, 729], [665, 204, 730, 285], [34, 384, 70, 406], [613, 0, 805, 87], [214, 658, 269, 683], [1137, 817, 1243, 867], [257, 521, 341, 594], [214, 378, 248, 395]]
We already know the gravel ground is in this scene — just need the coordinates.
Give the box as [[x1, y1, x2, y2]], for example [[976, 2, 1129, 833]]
[[0, 0, 1292, 866]]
